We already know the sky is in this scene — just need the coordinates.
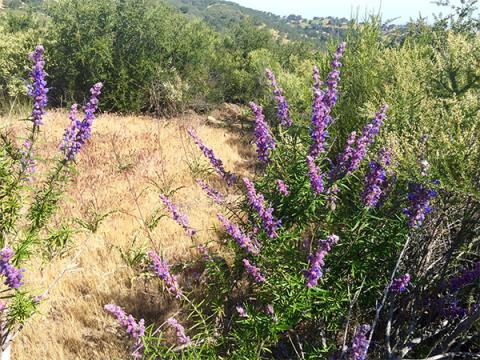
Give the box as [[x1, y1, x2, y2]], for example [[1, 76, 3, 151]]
[[232, 0, 455, 24]]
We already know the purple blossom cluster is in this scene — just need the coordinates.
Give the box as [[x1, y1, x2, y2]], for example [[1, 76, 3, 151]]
[[390, 273, 411, 293], [242, 259, 266, 283], [28, 45, 48, 126], [325, 42, 346, 109], [334, 105, 388, 177], [250, 102, 276, 163], [196, 179, 225, 205], [304, 235, 339, 288], [243, 177, 280, 238], [217, 214, 259, 255], [350, 324, 371, 360], [148, 251, 182, 299], [20, 139, 36, 178], [104, 304, 145, 359], [160, 194, 196, 237], [265, 69, 292, 127], [307, 155, 324, 195], [276, 179, 289, 196], [448, 262, 480, 293], [188, 128, 236, 186], [362, 149, 391, 208], [309, 43, 346, 158], [60, 83, 103, 161], [403, 184, 436, 228], [167, 317, 191, 345], [0, 247, 25, 289]]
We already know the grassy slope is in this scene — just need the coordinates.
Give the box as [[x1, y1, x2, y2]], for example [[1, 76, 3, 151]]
[[5, 110, 254, 359]]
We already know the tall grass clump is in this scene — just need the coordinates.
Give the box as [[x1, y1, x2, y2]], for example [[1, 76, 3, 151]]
[[104, 43, 479, 359], [0, 45, 101, 359]]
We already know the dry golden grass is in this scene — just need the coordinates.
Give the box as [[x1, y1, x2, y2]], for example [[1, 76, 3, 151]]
[[2, 109, 254, 359]]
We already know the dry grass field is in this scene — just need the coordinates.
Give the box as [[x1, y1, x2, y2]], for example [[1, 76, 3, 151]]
[[2, 109, 254, 359]]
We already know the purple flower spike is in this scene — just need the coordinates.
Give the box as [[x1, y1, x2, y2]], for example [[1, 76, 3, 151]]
[[148, 251, 182, 299], [250, 102, 275, 163], [0, 247, 25, 289], [306, 156, 324, 195], [309, 43, 346, 158], [217, 214, 260, 256], [276, 179, 289, 196], [20, 139, 36, 179], [391, 273, 411, 293], [347, 105, 388, 173], [242, 259, 266, 283], [28, 45, 48, 126], [243, 177, 280, 238], [325, 42, 346, 110], [403, 183, 436, 228], [266, 69, 292, 127], [167, 317, 191, 345], [350, 324, 371, 360], [188, 128, 236, 186], [333, 105, 388, 179], [196, 179, 225, 205], [104, 304, 145, 359], [362, 149, 390, 208], [61, 82, 103, 160], [304, 235, 339, 288], [160, 194, 196, 237]]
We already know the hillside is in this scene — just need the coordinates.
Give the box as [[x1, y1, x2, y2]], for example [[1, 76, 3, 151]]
[[165, 0, 405, 45]]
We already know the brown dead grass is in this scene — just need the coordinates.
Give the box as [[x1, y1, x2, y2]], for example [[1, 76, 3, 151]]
[[1, 109, 254, 359]]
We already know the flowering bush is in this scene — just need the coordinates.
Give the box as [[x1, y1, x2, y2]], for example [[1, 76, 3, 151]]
[[105, 43, 479, 359], [0, 45, 102, 359]]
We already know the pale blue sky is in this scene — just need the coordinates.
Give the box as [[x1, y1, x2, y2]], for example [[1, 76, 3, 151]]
[[232, 0, 460, 24]]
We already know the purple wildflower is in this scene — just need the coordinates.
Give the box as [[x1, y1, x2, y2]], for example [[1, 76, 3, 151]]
[[333, 105, 388, 178], [60, 82, 103, 160], [348, 105, 388, 173], [250, 102, 275, 163], [362, 149, 390, 208], [196, 179, 225, 205], [217, 214, 259, 255], [104, 304, 145, 359], [324, 42, 346, 109], [309, 66, 330, 158], [160, 194, 196, 237], [148, 251, 182, 299], [188, 128, 236, 186], [449, 262, 480, 293], [309, 43, 346, 157], [304, 235, 339, 288], [307, 155, 324, 195], [350, 324, 371, 360], [266, 69, 292, 127], [390, 273, 411, 293], [28, 45, 48, 126], [403, 183, 436, 228], [243, 177, 280, 238], [276, 179, 289, 196], [242, 259, 266, 283], [167, 317, 191, 345], [20, 139, 36, 178], [236, 305, 248, 318], [0, 248, 25, 289]]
